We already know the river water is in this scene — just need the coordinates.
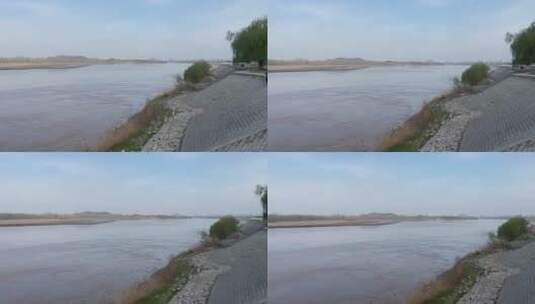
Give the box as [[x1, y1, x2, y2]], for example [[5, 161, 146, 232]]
[[268, 65, 467, 151], [0, 218, 215, 304], [0, 63, 189, 151], [268, 220, 504, 304]]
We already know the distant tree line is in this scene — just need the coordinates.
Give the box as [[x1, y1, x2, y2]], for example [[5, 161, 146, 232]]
[[227, 17, 267, 67], [506, 21, 535, 65]]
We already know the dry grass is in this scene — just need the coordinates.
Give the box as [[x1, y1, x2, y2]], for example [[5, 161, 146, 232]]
[[408, 259, 474, 304], [408, 240, 504, 304], [120, 242, 213, 304], [378, 89, 463, 152]]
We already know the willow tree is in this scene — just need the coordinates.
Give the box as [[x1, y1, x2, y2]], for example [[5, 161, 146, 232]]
[[506, 22, 535, 65], [227, 17, 267, 67], [255, 184, 267, 220]]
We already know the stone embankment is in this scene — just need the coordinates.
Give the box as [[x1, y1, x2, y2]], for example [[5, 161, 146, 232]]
[[422, 67, 535, 152], [143, 65, 267, 152]]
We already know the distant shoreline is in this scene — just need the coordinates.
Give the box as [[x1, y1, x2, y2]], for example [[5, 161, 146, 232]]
[[266, 59, 475, 73], [0, 62, 167, 71], [268, 214, 481, 229], [268, 64, 370, 73], [0, 213, 190, 227], [0, 218, 116, 227], [0, 56, 227, 71], [268, 219, 399, 229], [0, 63, 92, 71]]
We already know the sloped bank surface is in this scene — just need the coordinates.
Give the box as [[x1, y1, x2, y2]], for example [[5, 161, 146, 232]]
[[422, 69, 535, 152], [124, 220, 266, 304], [168, 221, 266, 304], [144, 68, 267, 152], [458, 239, 535, 304]]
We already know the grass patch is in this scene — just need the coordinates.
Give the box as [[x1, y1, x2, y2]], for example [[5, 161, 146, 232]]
[[121, 251, 195, 304], [379, 94, 451, 152], [98, 90, 177, 152], [409, 258, 482, 304]]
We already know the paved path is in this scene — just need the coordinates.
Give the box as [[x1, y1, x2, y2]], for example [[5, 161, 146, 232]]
[[496, 242, 535, 304], [459, 76, 535, 151], [211, 129, 267, 152], [144, 67, 267, 152], [207, 227, 267, 304], [180, 74, 267, 152], [168, 222, 266, 304]]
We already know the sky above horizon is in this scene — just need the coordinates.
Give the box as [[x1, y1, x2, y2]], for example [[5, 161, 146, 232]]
[[269, 153, 535, 217], [0, 0, 266, 59], [269, 0, 535, 62], [0, 153, 267, 216]]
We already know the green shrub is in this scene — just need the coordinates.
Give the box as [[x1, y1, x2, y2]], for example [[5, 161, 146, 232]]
[[184, 61, 211, 84], [497, 217, 529, 241], [461, 63, 490, 86], [209, 216, 239, 240]]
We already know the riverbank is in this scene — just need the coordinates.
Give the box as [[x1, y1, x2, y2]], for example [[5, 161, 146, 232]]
[[380, 66, 535, 152], [102, 64, 267, 152], [268, 58, 446, 73], [269, 219, 398, 228], [410, 231, 535, 304], [0, 213, 188, 227], [0, 57, 169, 71], [122, 220, 266, 304], [268, 214, 478, 229]]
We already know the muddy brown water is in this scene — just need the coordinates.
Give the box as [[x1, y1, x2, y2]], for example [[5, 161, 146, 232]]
[[0, 63, 189, 151], [268, 65, 468, 151], [0, 218, 216, 303], [268, 220, 504, 304]]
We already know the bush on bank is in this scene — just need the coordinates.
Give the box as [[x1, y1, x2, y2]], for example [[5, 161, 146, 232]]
[[497, 216, 529, 241], [209, 216, 239, 240], [461, 63, 490, 86], [184, 61, 211, 84]]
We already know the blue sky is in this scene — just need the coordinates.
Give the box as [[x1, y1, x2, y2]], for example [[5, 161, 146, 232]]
[[269, 0, 535, 61], [0, 0, 266, 59], [269, 153, 535, 217], [0, 153, 267, 215]]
